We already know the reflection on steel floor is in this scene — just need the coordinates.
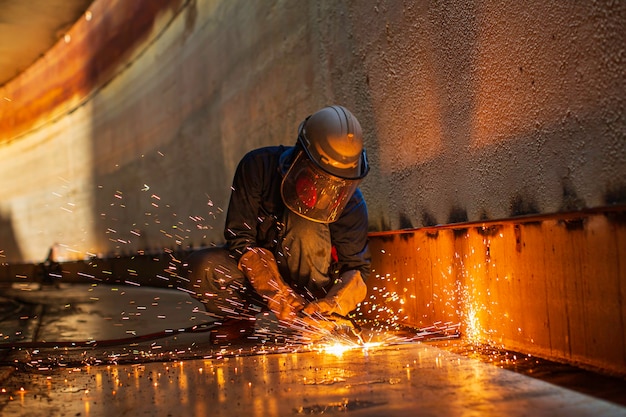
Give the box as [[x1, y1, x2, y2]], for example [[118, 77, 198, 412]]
[[1, 284, 625, 416], [2, 343, 626, 416]]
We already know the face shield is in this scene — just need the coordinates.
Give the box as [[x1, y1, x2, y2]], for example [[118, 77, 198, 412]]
[[281, 151, 361, 223]]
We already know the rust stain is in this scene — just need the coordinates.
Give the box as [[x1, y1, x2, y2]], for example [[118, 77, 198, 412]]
[[475, 224, 502, 237], [0, 0, 183, 143], [514, 224, 522, 252]]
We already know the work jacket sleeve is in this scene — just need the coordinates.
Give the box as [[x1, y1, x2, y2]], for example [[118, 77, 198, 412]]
[[224, 149, 270, 260], [329, 188, 371, 281]]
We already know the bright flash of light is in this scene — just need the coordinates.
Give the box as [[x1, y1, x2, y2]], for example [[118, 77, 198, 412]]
[[321, 342, 354, 357], [465, 303, 480, 342], [317, 339, 384, 357]]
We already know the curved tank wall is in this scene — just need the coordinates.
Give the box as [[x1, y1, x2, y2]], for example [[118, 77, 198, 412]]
[[0, 0, 624, 262]]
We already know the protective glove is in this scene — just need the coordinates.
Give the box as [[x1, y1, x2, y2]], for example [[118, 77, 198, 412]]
[[303, 270, 367, 317], [238, 247, 305, 322]]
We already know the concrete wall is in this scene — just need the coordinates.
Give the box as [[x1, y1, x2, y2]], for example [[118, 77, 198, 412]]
[[0, 0, 624, 263]]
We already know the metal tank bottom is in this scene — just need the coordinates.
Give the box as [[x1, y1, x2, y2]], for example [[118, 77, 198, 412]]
[[1, 284, 625, 416]]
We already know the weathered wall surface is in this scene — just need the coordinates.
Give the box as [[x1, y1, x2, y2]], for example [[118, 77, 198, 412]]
[[365, 208, 626, 376], [0, 0, 624, 262]]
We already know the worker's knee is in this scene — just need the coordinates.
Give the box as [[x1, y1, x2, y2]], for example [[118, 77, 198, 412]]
[[185, 247, 238, 288], [184, 247, 256, 316]]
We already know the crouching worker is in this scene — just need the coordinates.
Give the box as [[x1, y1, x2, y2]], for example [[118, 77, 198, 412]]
[[185, 105, 371, 332]]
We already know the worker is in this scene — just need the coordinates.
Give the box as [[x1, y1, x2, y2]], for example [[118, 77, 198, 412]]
[[185, 105, 370, 330]]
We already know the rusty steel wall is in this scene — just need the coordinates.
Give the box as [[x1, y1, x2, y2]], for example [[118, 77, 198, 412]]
[[365, 208, 626, 376], [0, 0, 183, 141]]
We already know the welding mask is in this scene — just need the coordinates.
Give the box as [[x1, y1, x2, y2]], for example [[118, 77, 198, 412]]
[[281, 105, 369, 223]]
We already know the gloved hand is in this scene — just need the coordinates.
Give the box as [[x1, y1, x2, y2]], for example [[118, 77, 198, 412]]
[[303, 270, 367, 317], [238, 247, 305, 322]]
